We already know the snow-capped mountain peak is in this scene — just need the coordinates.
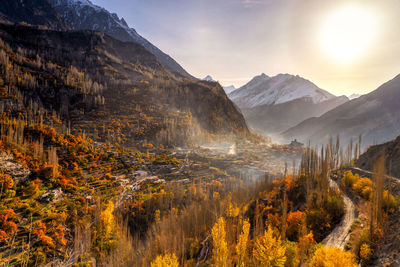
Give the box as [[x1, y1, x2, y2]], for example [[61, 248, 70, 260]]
[[228, 73, 336, 109], [52, 0, 94, 8], [222, 85, 236, 94], [203, 75, 216, 82], [348, 93, 362, 100]]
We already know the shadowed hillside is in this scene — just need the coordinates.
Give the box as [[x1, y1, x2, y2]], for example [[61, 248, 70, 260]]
[[0, 23, 249, 146]]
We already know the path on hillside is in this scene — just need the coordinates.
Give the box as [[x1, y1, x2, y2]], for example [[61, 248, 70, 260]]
[[349, 167, 400, 184], [322, 179, 356, 249]]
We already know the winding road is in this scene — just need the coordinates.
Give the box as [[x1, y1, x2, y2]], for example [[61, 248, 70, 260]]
[[322, 179, 356, 249]]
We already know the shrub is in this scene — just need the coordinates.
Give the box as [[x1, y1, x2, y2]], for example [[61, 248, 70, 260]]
[[342, 171, 359, 187], [309, 246, 357, 267], [0, 173, 14, 191], [353, 178, 373, 200], [323, 194, 345, 224], [286, 211, 305, 241], [306, 209, 331, 242], [382, 190, 398, 213], [284, 241, 299, 267], [150, 253, 179, 267], [359, 243, 372, 263]]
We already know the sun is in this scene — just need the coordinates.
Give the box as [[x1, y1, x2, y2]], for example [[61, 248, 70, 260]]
[[319, 5, 379, 63]]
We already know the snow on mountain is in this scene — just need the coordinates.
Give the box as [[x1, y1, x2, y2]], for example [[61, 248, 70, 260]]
[[222, 85, 236, 94], [48, 0, 192, 78], [282, 74, 400, 147], [203, 75, 216, 82], [348, 93, 362, 100], [228, 73, 336, 109]]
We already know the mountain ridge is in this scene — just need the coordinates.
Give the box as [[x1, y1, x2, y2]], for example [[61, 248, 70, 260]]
[[282, 74, 400, 147], [0, 22, 249, 145], [242, 95, 349, 136], [48, 0, 193, 78], [227, 73, 347, 136], [229, 73, 336, 109]]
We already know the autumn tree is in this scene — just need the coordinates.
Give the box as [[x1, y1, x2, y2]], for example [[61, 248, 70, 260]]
[[98, 201, 117, 252], [236, 219, 250, 267], [309, 246, 357, 267], [150, 253, 179, 267], [0, 173, 14, 197], [253, 226, 286, 267], [0, 209, 17, 241], [370, 154, 385, 239], [211, 217, 229, 267], [359, 243, 372, 265]]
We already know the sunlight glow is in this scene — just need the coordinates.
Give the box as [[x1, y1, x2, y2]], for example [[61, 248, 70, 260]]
[[320, 5, 379, 63]]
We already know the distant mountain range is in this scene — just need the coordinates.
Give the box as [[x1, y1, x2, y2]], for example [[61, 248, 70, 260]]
[[228, 73, 348, 136], [241, 96, 349, 136], [282, 74, 400, 147]]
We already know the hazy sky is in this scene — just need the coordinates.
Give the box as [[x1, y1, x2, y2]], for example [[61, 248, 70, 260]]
[[91, 0, 400, 96]]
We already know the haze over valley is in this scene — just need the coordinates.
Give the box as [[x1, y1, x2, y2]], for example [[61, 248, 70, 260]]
[[0, 1, 400, 266]]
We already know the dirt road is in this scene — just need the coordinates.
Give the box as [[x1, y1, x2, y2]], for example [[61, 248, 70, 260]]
[[322, 179, 356, 249]]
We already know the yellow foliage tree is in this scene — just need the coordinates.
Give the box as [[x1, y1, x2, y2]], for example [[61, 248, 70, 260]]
[[236, 219, 250, 267], [150, 253, 179, 267], [101, 201, 115, 238], [227, 202, 240, 218], [212, 217, 228, 267], [253, 226, 286, 267], [0, 173, 14, 191], [309, 246, 357, 267], [359, 243, 372, 262]]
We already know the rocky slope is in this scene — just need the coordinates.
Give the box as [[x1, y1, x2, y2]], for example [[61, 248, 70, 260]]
[[0, 0, 68, 30], [47, 0, 192, 78], [0, 23, 249, 146], [357, 135, 400, 178], [282, 74, 400, 148]]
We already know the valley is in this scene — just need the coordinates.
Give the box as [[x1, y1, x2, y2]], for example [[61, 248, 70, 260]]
[[0, 0, 399, 266]]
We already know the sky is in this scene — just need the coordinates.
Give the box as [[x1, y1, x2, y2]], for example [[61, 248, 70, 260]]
[[91, 0, 400, 96]]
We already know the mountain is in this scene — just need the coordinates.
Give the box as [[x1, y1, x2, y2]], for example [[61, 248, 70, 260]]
[[0, 0, 67, 30], [227, 73, 346, 136], [202, 76, 237, 94], [242, 96, 349, 136], [0, 22, 249, 145], [228, 73, 336, 109], [348, 93, 362, 100], [203, 75, 216, 82], [357, 135, 400, 178], [222, 85, 236, 94], [282, 74, 400, 147], [48, 0, 192, 78]]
